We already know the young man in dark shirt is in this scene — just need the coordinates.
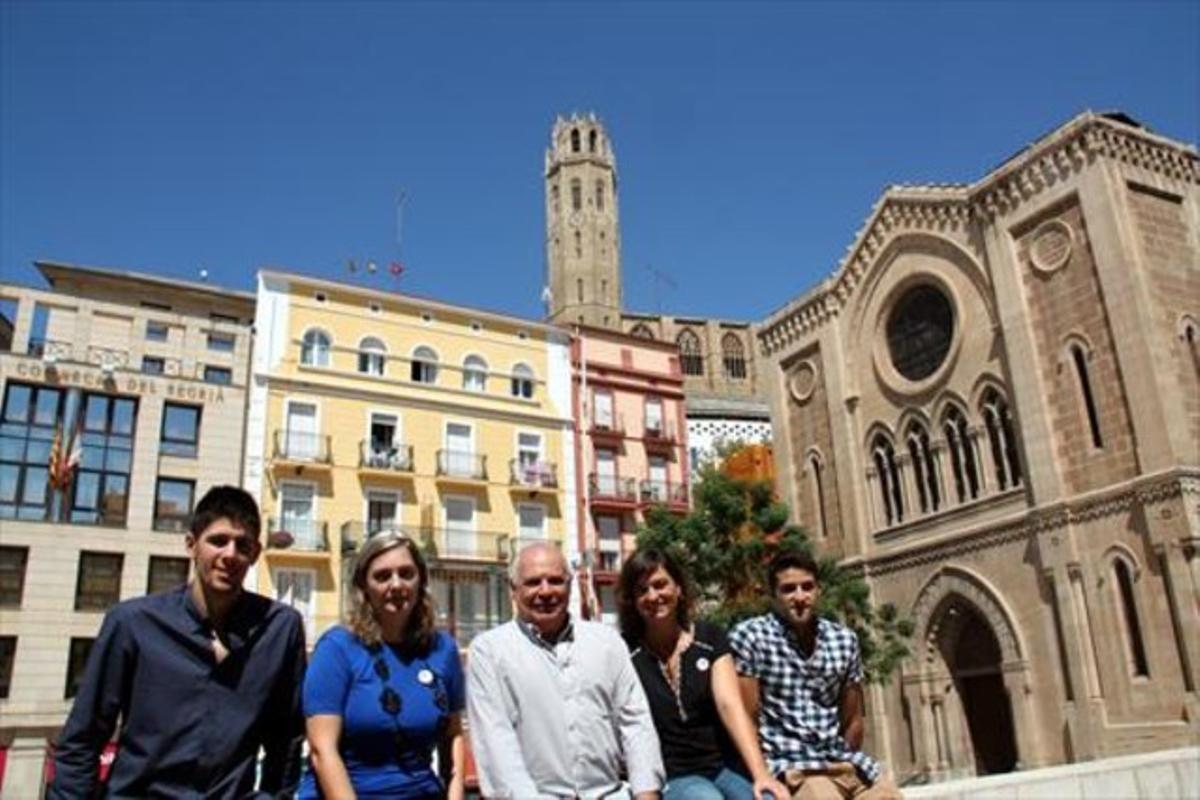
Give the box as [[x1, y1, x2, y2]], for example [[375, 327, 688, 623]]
[[50, 485, 307, 799]]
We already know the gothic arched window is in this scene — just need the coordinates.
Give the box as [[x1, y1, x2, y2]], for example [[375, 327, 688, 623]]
[[1113, 558, 1149, 677], [677, 330, 704, 376], [570, 128, 581, 153], [588, 129, 597, 152], [872, 434, 903, 526], [808, 453, 828, 539], [300, 329, 331, 367], [981, 388, 1022, 490], [943, 407, 979, 503], [721, 333, 747, 380], [905, 422, 940, 514], [630, 323, 655, 340], [357, 336, 386, 376]]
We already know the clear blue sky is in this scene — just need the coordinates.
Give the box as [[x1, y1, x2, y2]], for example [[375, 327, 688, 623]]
[[2, 1, 1196, 322]]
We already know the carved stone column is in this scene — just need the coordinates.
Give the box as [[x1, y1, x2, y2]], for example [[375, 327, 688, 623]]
[[1155, 539, 1200, 699], [895, 452, 914, 522], [969, 426, 994, 495], [865, 466, 882, 530], [1002, 662, 1043, 769]]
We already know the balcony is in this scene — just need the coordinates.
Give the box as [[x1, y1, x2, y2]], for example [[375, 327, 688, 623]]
[[436, 450, 488, 484], [643, 418, 677, 449], [359, 440, 415, 477], [339, 522, 509, 563], [509, 459, 558, 491], [265, 518, 331, 555], [588, 473, 638, 509], [272, 430, 333, 470], [639, 479, 689, 510], [589, 413, 626, 442]]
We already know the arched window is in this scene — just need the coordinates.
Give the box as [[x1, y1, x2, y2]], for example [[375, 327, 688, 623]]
[[357, 337, 386, 376], [1185, 319, 1200, 384], [588, 129, 597, 153], [550, 184, 559, 212], [905, 422, 940, 514], [677, 330, 704, 376], [411, 346, 438, 384], [1113, 558, 1149, 677], [576, 278, 584, 303], [300, 329, 331, 367], [981, 388, 1022, 490], [630, 323, 655, 340], [570, 128, 581, 153], [595, 179, 605, 211], [808, 453, 828, 539], [722, 333, 747, 380], [462, 355, 488, 392], [943, 407, 980, 503], [574, 231, 582, 258], [872, 434, 903, 526], [1070, 343, 1103, 448], [571, 179, 582, 211], [511, 363, 535, 399]]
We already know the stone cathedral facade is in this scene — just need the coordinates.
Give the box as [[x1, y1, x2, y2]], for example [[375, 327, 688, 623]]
[[757, 111, 1199, 778], [544, 114, 772, 468]]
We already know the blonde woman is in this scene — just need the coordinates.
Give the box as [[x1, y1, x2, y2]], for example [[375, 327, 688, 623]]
[[300, 533, 464, 799]]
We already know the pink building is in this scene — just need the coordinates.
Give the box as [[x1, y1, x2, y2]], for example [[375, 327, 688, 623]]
[[571, 325, 690, 622]]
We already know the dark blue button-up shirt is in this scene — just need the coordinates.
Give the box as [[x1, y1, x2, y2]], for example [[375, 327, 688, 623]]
[[49, 585, 307, 799]]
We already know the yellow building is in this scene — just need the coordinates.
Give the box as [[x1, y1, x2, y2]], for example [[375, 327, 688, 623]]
[[243, 270, 577, 648]]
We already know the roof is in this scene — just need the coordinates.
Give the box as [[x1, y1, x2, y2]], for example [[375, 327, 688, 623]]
[[35, 260, 255, 304]]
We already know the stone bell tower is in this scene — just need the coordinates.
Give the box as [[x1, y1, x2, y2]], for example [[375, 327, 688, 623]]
[[544, 113, 622, 328]]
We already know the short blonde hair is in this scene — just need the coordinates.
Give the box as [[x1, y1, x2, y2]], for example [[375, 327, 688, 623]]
[[347, 532, 436, 654]]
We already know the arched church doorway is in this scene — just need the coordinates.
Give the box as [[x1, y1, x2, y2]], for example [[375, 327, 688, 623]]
[[933, 598, 1018, 775]]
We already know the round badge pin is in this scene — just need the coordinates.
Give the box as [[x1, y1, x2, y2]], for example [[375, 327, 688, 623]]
[[418, 669, 434, 685], [696, 657, 711, 672]]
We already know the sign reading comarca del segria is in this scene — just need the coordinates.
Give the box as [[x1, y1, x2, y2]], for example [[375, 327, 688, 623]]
[[1, 359, 228, 404]]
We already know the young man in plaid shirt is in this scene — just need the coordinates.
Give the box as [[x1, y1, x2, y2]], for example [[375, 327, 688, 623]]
[[730, 550, 901, 800]]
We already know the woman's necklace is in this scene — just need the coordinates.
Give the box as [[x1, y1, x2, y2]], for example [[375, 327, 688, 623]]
[[650, 626, 693, 722]]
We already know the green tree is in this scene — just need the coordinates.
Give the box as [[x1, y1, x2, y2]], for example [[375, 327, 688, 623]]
[[636, 462, 913, 682]]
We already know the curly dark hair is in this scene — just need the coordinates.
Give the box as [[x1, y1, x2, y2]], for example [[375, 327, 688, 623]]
[[347, 532, 436, 655], [616, 547, 694, 646]]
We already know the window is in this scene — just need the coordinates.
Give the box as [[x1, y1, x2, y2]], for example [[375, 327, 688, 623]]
[[571, 179, 582, 211], [280, 483, 318, 549], [518, 503, 546, 540], [444, 496, 476, 556], [511, 364, 534, 399], [0, 546, 28, 606], [1114, 559, 1150, 677], [551, 183, 560, 212], [943, 407, 980, 504], [463, 356, 488, 392], [905, 423, 940, 514], [577, 278, 584, 303], [1070, 344, 1103, 448], [516, 432, 543, 484], [300, 329, 331, 367], [0, 383, 62, 520], [284, 402, 320, 460], [203, 366, 232, 385], [570, 128, 581, 153], [981, 389, 1022, 490], [721, 333, 747, 380], [141, 356, 165, 375], [75, 551, 123, 611], [71, 393, 136, 525], [872, 435, 903, 526], [147, 556, 189, 594], [677, 330, 704, 376], [366, 412, 400, 465], [595, 179, 605, 211], [444, 422, 475, 477], [367, 491, 399, 535], [65, 638, 95, 698], [0, 636, 14, 699], [593, 391, 614, 429], [154, 478, 195, 532], [160, 403, 200, 457], [588, 129, 597, 153], [646, 456, 669, 502], [574, 231, 582, 258], [146, 320, 169, 342], [274, 567, 316, 641], [887, 285, 955, 381], [209, 312, 240, 325], [411, 346, 438, 384], [645, 398, 664, 436], [809, 455, 828, 539], [206, 332, 236, 353], [358, 337, 387, 376], [594, 448, 617, 495]]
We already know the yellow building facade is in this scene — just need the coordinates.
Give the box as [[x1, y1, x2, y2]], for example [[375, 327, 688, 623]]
[[243, 271, 577, 648]]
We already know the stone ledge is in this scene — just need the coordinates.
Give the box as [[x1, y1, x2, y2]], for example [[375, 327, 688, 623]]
[[902, 747, 1199, 800]]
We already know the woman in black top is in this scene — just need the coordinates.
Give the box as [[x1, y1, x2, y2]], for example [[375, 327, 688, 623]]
[[618, 548, 787, 800]]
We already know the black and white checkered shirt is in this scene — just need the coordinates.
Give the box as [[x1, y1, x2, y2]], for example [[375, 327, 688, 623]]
[[730, 613, 880, 782]]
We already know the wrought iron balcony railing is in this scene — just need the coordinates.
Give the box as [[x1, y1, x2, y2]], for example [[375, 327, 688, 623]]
[[360, 440, 414, 472], [273, 430, 332, 464], [588, 473, 638, 502], [639, 479, 689, 506], [437, 450, 487, 480], [266, 518, 330, 551], [509, 459, 558, 489]]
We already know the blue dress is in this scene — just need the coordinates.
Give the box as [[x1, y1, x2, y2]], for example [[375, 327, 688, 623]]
[[299, 626, 465, 799]]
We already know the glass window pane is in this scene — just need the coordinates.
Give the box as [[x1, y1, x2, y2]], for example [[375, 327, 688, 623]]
[[0, 437, 26, 462], [104, 448, 131, 473], [148, 557, 189, 593], [73, 472, 99, 510], [20, 468, 47, 505], [33, 389, 61, 427], [2, 386, 31, 423], [101, 475, 128, 522], [163, 404, 200, 442], [0, 465, 19, 504], [25, 439, 51, 464], [80, 445, 104, 471], [155, 479, 193, 525], [84, 396, 109, 432], [110, 400, 135, 436]]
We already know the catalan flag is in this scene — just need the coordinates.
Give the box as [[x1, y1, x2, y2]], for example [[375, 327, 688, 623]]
[[48, 424, 82, 490]]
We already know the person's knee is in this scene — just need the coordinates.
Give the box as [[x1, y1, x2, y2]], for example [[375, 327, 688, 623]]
[[857, 777, 903, 800], [795, 775, 842, 800], [664, 775, 726, 800]]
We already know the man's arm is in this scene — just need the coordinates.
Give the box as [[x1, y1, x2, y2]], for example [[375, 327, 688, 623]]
[[738, 674, 761, 722], [258, 611, 307, 798], [839, 681, 866, 750], [48, 609, 132, 800], [465, 637, 539, 798], [610, 645, 664, 800]]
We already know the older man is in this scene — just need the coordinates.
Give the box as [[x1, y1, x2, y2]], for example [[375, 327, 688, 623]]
[[467, 542, 664, 799]]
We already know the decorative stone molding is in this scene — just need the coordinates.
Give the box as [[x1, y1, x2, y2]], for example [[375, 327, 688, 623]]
[[911, 567, 1024, 666], [788, 359, 819, 403], [1028, 219, 1074, 274]]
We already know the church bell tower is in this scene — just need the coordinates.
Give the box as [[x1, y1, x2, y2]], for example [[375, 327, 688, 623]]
[[544, 113, 622, 328]]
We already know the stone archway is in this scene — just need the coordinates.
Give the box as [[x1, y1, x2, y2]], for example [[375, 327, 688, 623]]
[[902, 568, 1037, 780]]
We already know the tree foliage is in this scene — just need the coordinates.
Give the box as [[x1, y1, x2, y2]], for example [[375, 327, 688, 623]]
[[636, 459, 913, 683]]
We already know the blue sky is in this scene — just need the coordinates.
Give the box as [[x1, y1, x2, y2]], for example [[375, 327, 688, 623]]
[[2, 1, 1196, 322]]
